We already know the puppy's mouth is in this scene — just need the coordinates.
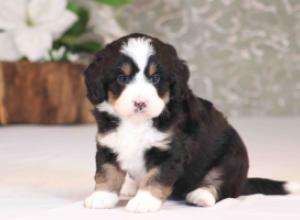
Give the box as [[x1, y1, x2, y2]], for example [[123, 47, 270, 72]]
[[134, 109, 146, 114], [130, 107, 157, 120]]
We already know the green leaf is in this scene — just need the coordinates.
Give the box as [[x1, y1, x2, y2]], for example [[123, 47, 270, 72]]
[[59, 35, 80, 46], [53, 37, 102, 54], [71, 41, 102, 53], [95, 0, 131, 7], [53, 2, 102, 57], [65, 3, 89, 36]]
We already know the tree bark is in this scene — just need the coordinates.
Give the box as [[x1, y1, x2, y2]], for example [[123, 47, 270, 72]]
[[0, 61, 94, 124]]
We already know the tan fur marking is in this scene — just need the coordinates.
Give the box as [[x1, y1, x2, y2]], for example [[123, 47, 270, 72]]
[[202, 168, 223, 188], [95, 164, 125, 193], [108, 91, 117, 105], [200, 168, 223, 199], [140, 168, 172, 200], [148, 63, 157, 76], [162, 90, 170, 103], [120, 63, 131, 76]]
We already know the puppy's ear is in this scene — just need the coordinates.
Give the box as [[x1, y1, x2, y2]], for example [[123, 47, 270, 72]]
[[84, 61, 104, 105], [162, 44, 189, 87], [84, 42, 120, 104], [172, 58, 190, 98], [84, 53, 106, 105], [153, 40, 190, 99]]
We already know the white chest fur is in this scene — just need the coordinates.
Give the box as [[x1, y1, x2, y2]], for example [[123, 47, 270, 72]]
[[97, 118, 170, 182]]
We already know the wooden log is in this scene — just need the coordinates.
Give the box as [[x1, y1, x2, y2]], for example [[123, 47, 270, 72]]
[[0, 61, 94, 124]]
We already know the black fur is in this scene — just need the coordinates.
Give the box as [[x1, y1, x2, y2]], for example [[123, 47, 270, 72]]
[[95, 146, 118, 172], [242, 178, 287, 195], [93, 110, 120, 134], [84, 33, 290, 204]]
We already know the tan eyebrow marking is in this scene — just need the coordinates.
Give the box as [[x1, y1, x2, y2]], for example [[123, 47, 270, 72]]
[[148, 63, 157, 76], [120, 63, 131, 76]]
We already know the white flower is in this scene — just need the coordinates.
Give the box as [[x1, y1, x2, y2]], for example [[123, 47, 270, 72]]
[[51, 46, 66, 61], [66, 52, 79, 62], [45, 46, 67, 61], [0, 0, 77, 61]]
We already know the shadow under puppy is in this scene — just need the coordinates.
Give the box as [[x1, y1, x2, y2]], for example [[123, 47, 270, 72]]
[[83, 33, 299, 213]]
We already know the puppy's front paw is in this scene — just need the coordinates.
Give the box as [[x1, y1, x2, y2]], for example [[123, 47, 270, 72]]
[[126, 191, 162, 213], [84, 191, 119, 209]]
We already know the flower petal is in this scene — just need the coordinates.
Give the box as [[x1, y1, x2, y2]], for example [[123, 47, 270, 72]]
[[0, 32, 22, 61], [14, 27, 53, 61], [41, 10, 78, 40], [28, 0, 67, 25], [0, 0, 27, 30]]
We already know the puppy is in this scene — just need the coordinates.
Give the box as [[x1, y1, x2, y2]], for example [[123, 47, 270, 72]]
[[83, 33, 299, 212]]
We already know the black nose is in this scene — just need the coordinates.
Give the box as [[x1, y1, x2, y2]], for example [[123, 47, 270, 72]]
[[134, 101, 147, 111]]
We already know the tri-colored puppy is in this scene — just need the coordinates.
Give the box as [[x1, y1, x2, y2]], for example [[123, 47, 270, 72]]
[[83, 33, 299, 212]]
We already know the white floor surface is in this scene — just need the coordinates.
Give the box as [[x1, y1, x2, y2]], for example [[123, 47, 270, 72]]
[[0, 118, 299, 219]]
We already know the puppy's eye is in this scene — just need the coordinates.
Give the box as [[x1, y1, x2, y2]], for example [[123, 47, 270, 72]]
[[117, 74, 131, 85], [149, 74, 160, 85]]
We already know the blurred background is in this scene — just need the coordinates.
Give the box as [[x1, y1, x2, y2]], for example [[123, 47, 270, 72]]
[[82, 0, 300, 117], [1, 0, 300, 124]]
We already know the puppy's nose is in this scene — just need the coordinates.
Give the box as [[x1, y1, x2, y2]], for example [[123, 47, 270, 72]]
[[134, 100, 147, 111]]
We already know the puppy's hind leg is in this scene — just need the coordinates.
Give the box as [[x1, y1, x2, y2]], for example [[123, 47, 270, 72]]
[[187, 128, 249, 207], [186, 168, 222, 207]]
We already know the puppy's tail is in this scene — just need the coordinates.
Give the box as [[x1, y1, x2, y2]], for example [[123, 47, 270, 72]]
[[242, 178, 300, 195]]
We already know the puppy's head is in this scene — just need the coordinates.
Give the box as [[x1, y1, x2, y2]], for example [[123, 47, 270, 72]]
[[84, 33, 189, 120]]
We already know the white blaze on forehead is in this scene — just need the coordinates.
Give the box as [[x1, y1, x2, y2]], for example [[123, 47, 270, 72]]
[[114, 37, 165, 119], [120, 37, 154, 72]]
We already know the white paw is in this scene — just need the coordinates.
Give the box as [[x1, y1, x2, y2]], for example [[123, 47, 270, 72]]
[[120, 174, 138, 197], [186, 187, 216, 207], [84, 191, 119, 209], [126, 191, 162, 213]]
